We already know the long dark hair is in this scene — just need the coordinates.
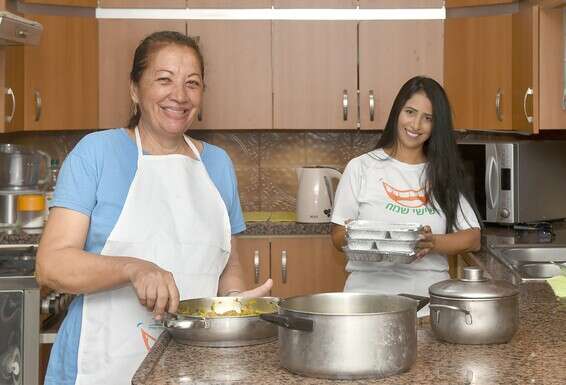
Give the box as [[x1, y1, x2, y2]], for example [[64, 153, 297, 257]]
[[376, 76, 479, 233], [126, 31, 205, 129]]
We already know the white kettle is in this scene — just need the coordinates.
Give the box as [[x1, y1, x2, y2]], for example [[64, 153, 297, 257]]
[[296, 166, 342, 223]]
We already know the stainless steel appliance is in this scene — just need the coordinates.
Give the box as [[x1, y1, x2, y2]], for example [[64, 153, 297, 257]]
[[0, 145, 50, 228], [458, 141, 566, 224], [0, 245, 72, 385]]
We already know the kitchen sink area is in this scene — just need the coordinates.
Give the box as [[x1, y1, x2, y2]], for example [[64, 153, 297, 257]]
[[489, 244, 566, 281]]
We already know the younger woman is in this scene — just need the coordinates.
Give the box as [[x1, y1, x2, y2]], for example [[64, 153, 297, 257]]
[[330, 76, 481, 315]]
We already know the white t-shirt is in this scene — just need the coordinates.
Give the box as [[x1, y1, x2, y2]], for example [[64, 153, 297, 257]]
[[332, 149, 480, 272]]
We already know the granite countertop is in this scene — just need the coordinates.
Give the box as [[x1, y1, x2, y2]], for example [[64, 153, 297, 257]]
[[132, 222, 566, 385]]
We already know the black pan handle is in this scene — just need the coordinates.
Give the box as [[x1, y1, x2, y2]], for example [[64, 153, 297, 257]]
[[398, 293, 430, 312], [260, 313, 314, 332]]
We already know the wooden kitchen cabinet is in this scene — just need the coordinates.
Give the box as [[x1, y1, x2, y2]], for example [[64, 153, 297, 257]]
[[445, 13, 513, 131], [98, 0, 186, 7], [359, 0, 443, 130], [98, 20, 186, 129], [445, 4, 566, 132], [272, 0, 357, 130], [21, 0, 97, 6], [3, 13, 98, 132], [445, 0, 515, 6], [272, 20, 357, 130], [236, 236, 348, 299], [188, 1, 272, 130]]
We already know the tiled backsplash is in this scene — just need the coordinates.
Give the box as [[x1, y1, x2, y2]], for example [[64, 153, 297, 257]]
[[0, 130, 380, 212], [3, 129, 566, 212]]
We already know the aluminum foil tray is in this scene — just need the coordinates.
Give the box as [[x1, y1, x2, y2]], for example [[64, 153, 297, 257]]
[[346, 220, 422, 240], [343, 246, 418, 264]]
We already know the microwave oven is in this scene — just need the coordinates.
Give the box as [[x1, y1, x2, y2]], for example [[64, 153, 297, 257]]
[[458, 141, 566, 224]]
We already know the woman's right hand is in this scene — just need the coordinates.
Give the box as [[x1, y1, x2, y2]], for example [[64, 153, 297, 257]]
[[123, 260, 180, 320]]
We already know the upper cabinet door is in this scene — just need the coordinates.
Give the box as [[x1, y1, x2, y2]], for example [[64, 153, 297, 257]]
[[445, 0, 515, 7], [188, 0, 271, 7], [359, 19, 443, 130], [98, 20, 186, 129], [273, 21, 357, 129], [22, 0, 97, 6], [187, 20, 272, 130], [445, 14, 512, 131], [538, 6, 566, 130], [20, 14, 98, 131], [98, 1, 186, 7]]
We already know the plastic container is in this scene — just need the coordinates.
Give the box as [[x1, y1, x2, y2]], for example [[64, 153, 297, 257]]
[[17, 194, 46, 228]]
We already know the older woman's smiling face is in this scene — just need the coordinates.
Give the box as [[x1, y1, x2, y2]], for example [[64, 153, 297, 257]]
[[130, 44, 203, 137]]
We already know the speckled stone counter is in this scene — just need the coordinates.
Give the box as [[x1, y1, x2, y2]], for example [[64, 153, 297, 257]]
[[241, 221, 331, 236], [0, 229, 41, 245], [133, 222, 566, 385], [133, 296, 566, 385]]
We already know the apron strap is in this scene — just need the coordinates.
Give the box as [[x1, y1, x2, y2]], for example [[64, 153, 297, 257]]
[[183, 135, 202, 161], [134, 127, 144, 160], [134, 126, 202, 161]]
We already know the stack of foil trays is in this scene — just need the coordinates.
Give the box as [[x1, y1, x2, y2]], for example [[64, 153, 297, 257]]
[[343, 220, 422, 263]]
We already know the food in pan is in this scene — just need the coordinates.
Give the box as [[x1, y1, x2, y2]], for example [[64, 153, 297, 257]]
[[177, 298, 277, 318]]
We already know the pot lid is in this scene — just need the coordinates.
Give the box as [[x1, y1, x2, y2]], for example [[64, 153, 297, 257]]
[[429, 266, 518, 299]]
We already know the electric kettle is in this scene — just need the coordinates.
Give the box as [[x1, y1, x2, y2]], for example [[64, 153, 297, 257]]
[[296, 166, 342, 223]]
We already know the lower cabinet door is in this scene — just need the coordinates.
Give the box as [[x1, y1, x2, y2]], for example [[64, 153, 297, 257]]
[[234, 237, 270, 291], [270, 236, 347, 299]]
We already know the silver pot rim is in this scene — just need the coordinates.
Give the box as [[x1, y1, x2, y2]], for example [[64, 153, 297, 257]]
[[430, 293, 519, 302]]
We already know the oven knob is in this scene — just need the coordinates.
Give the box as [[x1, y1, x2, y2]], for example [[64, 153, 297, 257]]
[[500, 208, 510, 218]]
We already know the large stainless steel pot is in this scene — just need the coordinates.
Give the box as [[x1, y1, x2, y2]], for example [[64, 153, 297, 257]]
[[0, 144, 50, 191], [260, 292, 428, 380], [429, 266, 519, 344], [163, 296, 278, 347]]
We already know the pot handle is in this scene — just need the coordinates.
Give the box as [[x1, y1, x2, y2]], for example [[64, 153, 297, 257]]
[[398, 293, 430, 312], [429, 304, 473, 325], [260, 313, 313, 332]]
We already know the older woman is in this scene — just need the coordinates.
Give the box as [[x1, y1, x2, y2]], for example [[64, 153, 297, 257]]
[[36, 31, 271, 385]]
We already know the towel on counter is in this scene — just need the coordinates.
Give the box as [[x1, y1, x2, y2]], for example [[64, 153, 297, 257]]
[[547, 275, 566, 298]]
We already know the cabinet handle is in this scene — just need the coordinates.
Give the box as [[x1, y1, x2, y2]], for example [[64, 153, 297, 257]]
[[253, 250, 260, 284], [369, 89, 375, 122], [522, 87, 533, 124], [33, 90, 42, 122], [342, 90, 348, 121], [281, 250, 287, 284], [495, 88, 503, 122], [5, 88, 15, 123]]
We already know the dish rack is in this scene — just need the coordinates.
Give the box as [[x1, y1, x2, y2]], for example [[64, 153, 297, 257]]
[[343, 220, 422, 263]]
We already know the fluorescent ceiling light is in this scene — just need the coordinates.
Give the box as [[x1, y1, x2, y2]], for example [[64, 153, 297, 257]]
[[95, 8, 446, 21]]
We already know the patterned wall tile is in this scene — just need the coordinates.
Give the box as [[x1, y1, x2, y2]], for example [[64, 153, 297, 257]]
[[259, 132, 306, 167], [208, 132, 260, 168], [259, 167, 298, 211], [352, 131, 381, 158], [305, 132, 352, 168], [234, 166, 261, 211]]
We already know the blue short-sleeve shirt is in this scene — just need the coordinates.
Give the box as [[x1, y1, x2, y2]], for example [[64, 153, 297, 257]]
[[44, 128, 245, 385]]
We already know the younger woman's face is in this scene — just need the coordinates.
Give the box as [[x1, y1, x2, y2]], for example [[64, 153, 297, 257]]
[[396, 91, 433, 152]]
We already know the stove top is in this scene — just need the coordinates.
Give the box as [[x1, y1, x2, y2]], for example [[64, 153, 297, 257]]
[[0, 245, 37, 278]]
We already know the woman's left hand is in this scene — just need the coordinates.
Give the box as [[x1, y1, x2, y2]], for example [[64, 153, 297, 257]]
[[416, 225, 435, 259], [227, 278, 273, 298]]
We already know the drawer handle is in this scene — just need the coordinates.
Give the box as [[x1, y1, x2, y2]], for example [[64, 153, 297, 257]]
[[369, 89, 375, 122], [5, 88, 15, 123], [522, 87, 533, 124], [342, 90, 348, 121], [253, 250, 260, 284], [281, 250, 287, 284], [34, 90, 42, 122], [495, 88, 503, 122]]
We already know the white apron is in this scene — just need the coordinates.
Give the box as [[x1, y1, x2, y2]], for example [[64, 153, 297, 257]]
[[75, 128, 231, 385], [343, 151, 450, 317]]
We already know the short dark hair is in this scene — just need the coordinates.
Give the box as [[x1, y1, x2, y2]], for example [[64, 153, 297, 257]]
[[126, 31, 204, 129], [377, 76, 480, 232]]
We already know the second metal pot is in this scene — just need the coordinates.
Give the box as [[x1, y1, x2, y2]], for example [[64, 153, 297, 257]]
[[260, 292, 428, 380], [429, 266, 519, 344]]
